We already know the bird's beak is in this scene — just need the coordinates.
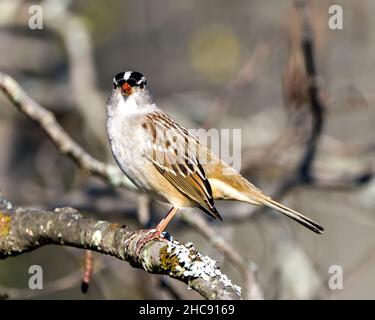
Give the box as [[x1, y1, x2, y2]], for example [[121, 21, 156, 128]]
[[121, 83, 133, 96]]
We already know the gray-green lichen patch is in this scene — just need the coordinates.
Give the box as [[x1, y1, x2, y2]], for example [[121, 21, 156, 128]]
[[160, 240, 242, 297]]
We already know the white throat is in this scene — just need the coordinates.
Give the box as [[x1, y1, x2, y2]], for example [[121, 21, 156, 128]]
[[118, 94, 141, 116], [108, 91, 157, 119]]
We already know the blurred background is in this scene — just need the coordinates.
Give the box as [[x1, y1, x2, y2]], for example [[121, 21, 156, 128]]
[[0, 0, 375, 299]]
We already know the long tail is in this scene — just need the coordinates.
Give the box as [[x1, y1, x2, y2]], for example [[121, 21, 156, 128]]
[[253, 195, 324, 234], [207, 160, 324, 233]]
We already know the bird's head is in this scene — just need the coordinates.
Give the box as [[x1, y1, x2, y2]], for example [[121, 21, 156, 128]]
[[108, 71, 155, 116], [112, 71, 148, 97]]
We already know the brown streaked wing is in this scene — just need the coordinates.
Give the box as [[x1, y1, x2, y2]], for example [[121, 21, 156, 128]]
[[142, 111, 221, 220]]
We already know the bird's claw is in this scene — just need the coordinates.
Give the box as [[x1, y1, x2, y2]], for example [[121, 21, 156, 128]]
[[135, 229, 169, 256]]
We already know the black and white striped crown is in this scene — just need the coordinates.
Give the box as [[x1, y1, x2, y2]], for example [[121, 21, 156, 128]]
[[113, 71, 147, 89]]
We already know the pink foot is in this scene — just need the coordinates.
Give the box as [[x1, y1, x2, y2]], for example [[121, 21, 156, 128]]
[[135, 229, 167, 256]]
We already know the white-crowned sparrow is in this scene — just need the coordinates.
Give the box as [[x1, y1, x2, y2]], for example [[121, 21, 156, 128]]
[[106, 71, 324, 239]]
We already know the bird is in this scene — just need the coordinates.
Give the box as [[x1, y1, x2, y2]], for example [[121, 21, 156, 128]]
[[106, 71, 324, 245]]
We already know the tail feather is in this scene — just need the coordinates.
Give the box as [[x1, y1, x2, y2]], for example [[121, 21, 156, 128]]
[[207, 168, 324, 233], [199, 204, 223, 221], [253, 195, 324, 234]]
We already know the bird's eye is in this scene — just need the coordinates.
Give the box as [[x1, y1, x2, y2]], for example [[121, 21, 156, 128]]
[[139, 80, 147, 89]]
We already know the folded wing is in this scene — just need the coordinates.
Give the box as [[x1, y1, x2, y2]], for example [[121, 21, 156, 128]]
[[143, 111, 222, 220]]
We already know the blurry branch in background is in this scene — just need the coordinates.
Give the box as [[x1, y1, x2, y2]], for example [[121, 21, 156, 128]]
[[279, 0, 372, 193], [239, 0, 373, 210], [277, 0, 326, 196], [0, 72, 261, 299], [0, 0, 106, 146], [0, 198, 241, 300], [319, 135, 375, 158], [41, 0, 107, 149], [239, 0, 373, 199]]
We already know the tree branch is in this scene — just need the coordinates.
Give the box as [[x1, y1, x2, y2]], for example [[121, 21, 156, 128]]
[[0, 197, 241, 300]]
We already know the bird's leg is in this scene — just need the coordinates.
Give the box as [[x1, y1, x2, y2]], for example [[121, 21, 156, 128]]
[[135, 207, 179, 255], [155, 207, 179, 235]]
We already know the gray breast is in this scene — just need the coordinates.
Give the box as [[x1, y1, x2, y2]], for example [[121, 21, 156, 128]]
[[107, 114, 154, 194]]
